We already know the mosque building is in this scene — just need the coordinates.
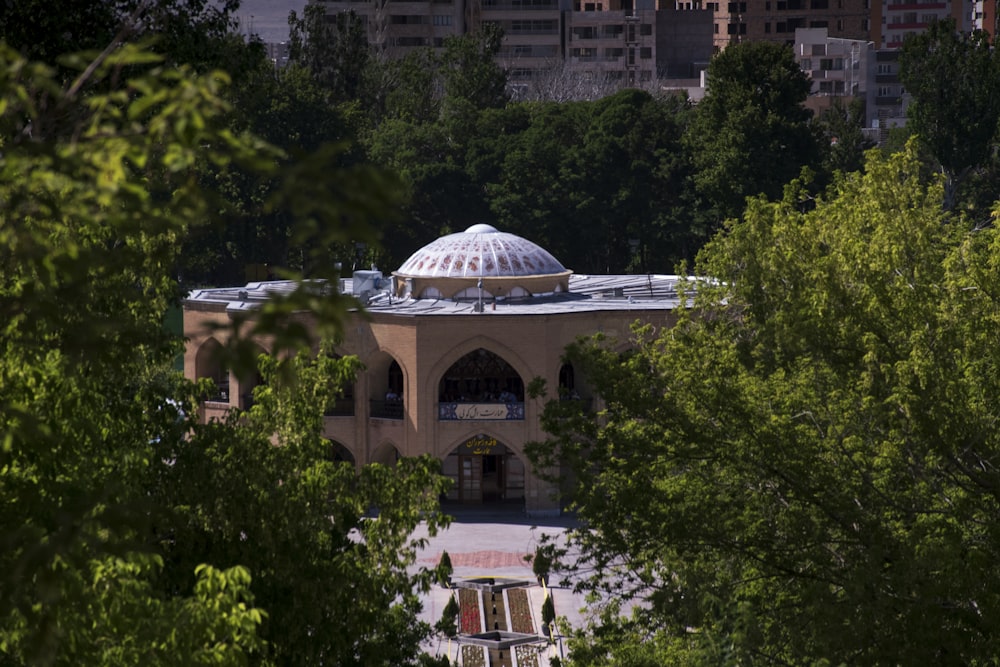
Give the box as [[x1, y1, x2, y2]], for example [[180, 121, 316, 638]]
[[183, 224, 684, 515]]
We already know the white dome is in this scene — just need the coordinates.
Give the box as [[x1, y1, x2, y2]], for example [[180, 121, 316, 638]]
[[396, 225, 567, 279]]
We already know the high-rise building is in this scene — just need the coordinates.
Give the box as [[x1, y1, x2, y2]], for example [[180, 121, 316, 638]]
[[871, 0, 972, 48], [971, 0, 998, 37], [706, 0, 869, 52], [312, 0, 714, 85]]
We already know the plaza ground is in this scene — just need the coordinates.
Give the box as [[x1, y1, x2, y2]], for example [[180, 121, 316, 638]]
[[411, 507, 591, 664]]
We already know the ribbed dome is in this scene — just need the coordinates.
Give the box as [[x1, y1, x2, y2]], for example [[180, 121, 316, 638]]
[[396, 225, 567, 278]]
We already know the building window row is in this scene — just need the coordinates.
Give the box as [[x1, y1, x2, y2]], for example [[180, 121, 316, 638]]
[[509, 18, 559, 34], [393, 36, 430, 46], [502, 44, 561, 57], [390, 14, 429, 24], [484, 0, 560, 8]]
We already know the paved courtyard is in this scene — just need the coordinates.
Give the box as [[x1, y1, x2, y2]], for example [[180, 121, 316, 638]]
[[410, 508, 591, 664]]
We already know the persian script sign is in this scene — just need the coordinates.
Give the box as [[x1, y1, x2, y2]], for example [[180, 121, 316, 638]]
[[463, 435, 500, 455], [454, 403, 510, 420]]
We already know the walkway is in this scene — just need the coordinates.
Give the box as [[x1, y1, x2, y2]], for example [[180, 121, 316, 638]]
[[411, 508, 590, 665]]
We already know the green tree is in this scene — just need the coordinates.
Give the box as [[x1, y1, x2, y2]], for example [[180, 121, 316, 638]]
[[436, 595, 460, 638], [541, 595, 556, 642], [151, 349, 450, 665], [439, 23, 509, 124], [685, 40, 821, 223], [815, 97, 875, 180], [899, 18, 1000, 213], [288, 4, 370, 104], [438, 550, 454, 587], [487, 91, 694, 273], [0, 39, 436, 664], [0, 0, 245, 72], [529, 142, 1000, 665]]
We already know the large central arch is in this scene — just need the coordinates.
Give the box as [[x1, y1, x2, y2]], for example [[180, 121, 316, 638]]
[[441, 433, 526, 507]]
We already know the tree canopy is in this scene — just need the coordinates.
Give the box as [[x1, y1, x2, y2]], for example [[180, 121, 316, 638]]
[[0, 37, 448, 665], [685, 40, 821, 223], [899, 19, 1000, 214], [529, 141, 1000, 665]]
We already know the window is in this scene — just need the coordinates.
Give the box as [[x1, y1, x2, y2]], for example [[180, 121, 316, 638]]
[[812, 44, 825, 55], [810, 19, 828, 27], [640, 23, 652, 35], [811, 0, 827, 8], [390, 14, 428, 24], [432, 14, 452, 25], [511, 19, 558, 34], [640, 46, 652, 58], [776, 21, 787, 31], [727, 22, 737, 33], [800, 57, 811, 69], [764, 21, 771, 32], [836, 18, 843, 30], [714, 22, 719, 32]]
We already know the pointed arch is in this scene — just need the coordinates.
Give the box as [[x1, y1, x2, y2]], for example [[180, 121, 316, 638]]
[[195, 337, 229, 402], [371, 440, 401, 466]]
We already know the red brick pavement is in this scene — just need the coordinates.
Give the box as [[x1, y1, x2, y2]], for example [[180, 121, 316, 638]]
[[425, 550, 531, 568]]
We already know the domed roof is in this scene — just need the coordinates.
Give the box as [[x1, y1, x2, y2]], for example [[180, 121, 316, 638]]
[[396, 224, 567, 279]]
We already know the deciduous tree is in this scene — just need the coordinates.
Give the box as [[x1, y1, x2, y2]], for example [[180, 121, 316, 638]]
[[530, 142, 1000, 665], [685, 40, 821, 223], [900, 18, 1000, 213], [0, 37, 440, 665]]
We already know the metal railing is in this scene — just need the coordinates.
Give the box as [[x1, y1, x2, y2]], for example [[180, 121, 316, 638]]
[[370, 399, 405, 420]]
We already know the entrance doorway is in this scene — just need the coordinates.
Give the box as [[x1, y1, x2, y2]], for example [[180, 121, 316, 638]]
[[444, 437, 525, 506]]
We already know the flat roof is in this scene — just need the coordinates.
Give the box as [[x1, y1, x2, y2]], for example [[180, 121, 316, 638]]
[[185, 273, 690, 316]]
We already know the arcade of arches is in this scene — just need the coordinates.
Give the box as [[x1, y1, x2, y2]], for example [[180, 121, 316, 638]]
[[188, 331, 546, 510]]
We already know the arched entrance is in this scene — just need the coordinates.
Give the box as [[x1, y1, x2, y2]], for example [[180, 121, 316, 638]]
[[442, 435, 525, 506]]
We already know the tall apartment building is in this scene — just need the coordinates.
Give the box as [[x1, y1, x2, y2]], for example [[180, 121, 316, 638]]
[[564, 0, 658, 84], [706, 0, 869, 52], [971, 0, 998, 36], [312, 0, 669, 83], [871, 0, 972, 48]]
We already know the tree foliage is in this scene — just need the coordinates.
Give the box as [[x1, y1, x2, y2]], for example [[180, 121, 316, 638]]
[[0, 38, 443, 665], [686, 40, 821, 223], [529, 142, 1000, 665], [288, 5, 370, 104], [899, 19, 1000, 213]]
